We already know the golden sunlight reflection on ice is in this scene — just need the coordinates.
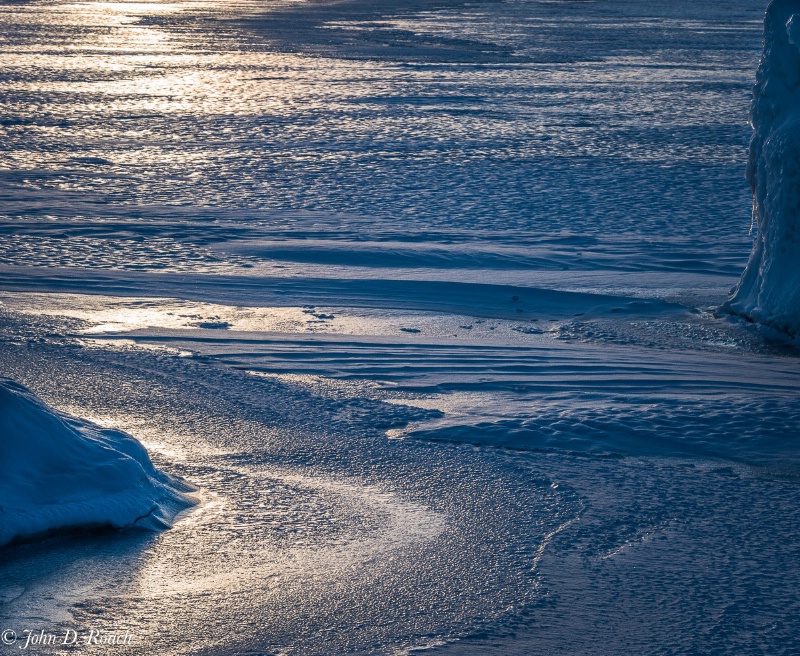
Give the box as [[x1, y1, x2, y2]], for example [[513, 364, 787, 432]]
[[131, 469, 445, 599], [1, 292, 558, 344]]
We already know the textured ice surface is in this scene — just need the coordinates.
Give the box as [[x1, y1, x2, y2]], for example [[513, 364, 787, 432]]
[[2, 0, 800, 654], [0, 378, 194, 547], [726, 0, 800, 335], [0, 322, 576, 654], [2, 309, 800, 655]]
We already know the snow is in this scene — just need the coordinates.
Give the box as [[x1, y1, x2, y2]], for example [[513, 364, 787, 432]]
[[724, 0, 800, 335], [0, 377, 194, 547]]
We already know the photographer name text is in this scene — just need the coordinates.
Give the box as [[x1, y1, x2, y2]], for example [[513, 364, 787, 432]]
[[2, 629, 132, 650]]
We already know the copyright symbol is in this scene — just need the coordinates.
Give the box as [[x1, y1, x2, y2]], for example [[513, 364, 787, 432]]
[[1, 630, 16, 645]]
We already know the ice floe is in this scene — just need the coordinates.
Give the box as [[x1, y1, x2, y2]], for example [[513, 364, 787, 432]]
[[0, 378, 194, 548]]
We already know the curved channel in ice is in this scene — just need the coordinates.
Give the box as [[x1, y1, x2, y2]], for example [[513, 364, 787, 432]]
[[131, 468, 446, 598]]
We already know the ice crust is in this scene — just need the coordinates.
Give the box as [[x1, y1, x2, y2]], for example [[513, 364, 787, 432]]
[[0, 377, 194, 547], [725, 0, 800, 334]]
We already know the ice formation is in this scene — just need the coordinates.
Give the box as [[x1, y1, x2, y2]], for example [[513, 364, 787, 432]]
[[724, 0, 800, 335], [0, 378, 195, 547]]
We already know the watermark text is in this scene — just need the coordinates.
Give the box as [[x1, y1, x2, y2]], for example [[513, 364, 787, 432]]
[[2, 628, 133, 650]]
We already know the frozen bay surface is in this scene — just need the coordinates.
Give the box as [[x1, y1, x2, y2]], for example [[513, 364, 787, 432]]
[[2, 0, 800, 653]]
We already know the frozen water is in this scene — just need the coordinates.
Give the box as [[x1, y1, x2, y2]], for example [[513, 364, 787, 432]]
[[725, 0, 800, 335], [0, 378, 194, 547], [2, 0, 800, 654]]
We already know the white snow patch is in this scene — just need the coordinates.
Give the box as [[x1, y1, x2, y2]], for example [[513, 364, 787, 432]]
[[0, 378, 195, 547]]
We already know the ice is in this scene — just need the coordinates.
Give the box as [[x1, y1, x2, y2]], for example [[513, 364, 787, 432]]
[[0, 377, 194, 547], [725, 0, 800, 335], [3, 0, 800, 653]]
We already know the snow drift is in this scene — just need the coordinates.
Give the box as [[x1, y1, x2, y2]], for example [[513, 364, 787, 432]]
[[724, 0, 800, 335], [0, 378, 195, 547]]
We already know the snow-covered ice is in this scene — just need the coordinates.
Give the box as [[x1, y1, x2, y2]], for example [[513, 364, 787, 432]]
[[726, 0, 800, 335], [0, 378, 195, 547]]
